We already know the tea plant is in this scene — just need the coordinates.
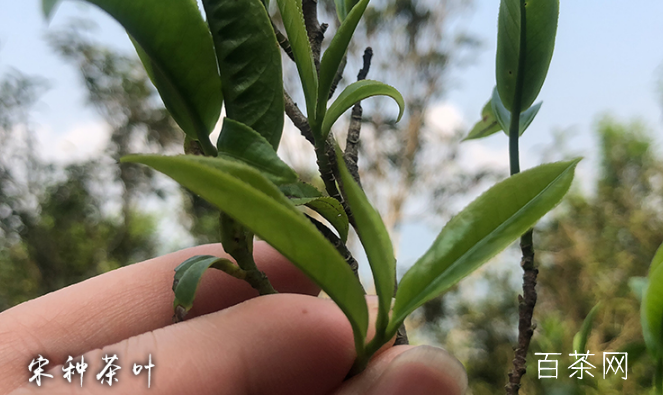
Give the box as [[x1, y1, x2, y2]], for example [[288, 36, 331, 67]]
[[633, 244, 663, 393], [43, 0, 573, 381]]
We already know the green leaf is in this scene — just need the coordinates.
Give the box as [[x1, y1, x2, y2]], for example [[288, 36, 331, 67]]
[[279, 182, 324, 199], [334, 0, 347, 21], [651, 242, 663, 275], [203, 0, 284, 149], [276, 0, 318, 120], [334, 144, 395, 337], [173, 255, 240, 313], [464, 99, 501, 141], [496, 0, 559, 112], [130, 39, 216, 156], [317, 0, 370, 122], [122, 154, 369, 351], [572, 303, 601, 353], [72, 0, 223, 147], [217, 119, 297, 185], [464, 89, 542, 141], [321, 80, 404, 141], [164, 155, 296, 209], [642, 244, 663, 359], [292, 197, 350, 243], [344, 0, 360, 16], [42, 0, 60, 20], [491, 87, 542, 137], [390, 158, 580, 335]]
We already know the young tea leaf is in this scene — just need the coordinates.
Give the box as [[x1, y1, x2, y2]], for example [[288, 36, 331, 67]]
[[292, 197, 350, 243], [491, 87, 543, 137], [496, 0, 559, 112], [317, 0, 370, 123], [217, 119, 297, 185], [61, 0, 223, 147], [344, 0, 360, 16], [334, 145, 395, 336], [464, 99, 502, 141], [642, 243, 663, 359], [572, 303, 601, 354], [203, 0, 284, 149], [651, 241, 663, 274], [276, 0, 318, 121], [334, 0, 347, 20], [321, 80, 404, 141], [173, 256, 241, 314], [122, 154, 369, 352], [389, 158, 580, 335]]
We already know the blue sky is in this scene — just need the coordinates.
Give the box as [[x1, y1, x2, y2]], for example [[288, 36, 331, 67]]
[[2, 0, 663, 264], [2, 1, 662, 162], [450, 1, 663, 166]]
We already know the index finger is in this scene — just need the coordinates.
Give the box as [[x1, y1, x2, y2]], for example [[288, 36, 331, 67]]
[[0, 242, 318, 394]]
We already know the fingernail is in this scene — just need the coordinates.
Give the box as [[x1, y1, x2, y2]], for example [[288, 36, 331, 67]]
[[367, 346, 468, 395]]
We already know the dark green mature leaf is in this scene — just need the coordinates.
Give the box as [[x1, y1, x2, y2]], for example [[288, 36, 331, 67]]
[[464, 100, 501, 141], [279, 182, 324, 199], [173, 255, 241, 313], [321, 80, 404, 141], [292, 197, 350, 242], [491, 87, 542, 136], [642, 243, 663, 359], [131, 39, 215, 156], [42, 0, 60, 19], [276, 0, 318, 120], [317, 0, 370, 123], [58, 0, 223, 145], [217, 119, 296, 185], [389, 159, 580, 335], [335, 145, 395, 335], [573, 303, 601, 353], [122, 154, 369, 350], [496, 0, 559, 112], [203, 0, 284, 149]]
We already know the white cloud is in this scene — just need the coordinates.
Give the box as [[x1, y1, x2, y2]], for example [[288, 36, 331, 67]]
[[36, 121, 110, 164], [459, 140, 509, 172], [425, 102, 466, 137]]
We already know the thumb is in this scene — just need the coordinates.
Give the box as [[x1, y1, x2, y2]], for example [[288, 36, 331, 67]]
[[333, 345, 468, 395]]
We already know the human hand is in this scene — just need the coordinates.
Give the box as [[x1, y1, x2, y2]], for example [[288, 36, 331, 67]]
[[0, 242, 467, 395]]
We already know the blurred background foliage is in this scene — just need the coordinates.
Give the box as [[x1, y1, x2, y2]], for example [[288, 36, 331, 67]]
[[1, 1, 662, 393]]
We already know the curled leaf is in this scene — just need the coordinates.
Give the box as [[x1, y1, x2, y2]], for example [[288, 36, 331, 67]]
[[321, 80, 404, 141]]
